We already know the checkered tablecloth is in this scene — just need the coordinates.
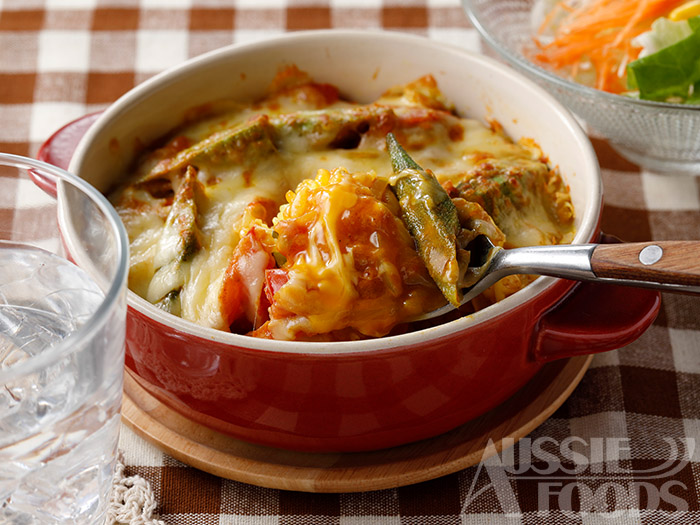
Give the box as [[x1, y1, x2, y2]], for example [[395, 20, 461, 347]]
[[3, 1, 700, 523]]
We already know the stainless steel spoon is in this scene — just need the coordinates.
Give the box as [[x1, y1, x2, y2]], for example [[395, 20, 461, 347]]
[[419, 236, 700, 321]]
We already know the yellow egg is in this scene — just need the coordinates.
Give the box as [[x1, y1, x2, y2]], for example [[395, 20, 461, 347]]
[[669, 0, 700, 21]]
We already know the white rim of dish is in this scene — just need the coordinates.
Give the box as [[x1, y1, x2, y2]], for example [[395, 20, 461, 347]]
[[462, 0, 700, 112], [73, 30, 601, 355]]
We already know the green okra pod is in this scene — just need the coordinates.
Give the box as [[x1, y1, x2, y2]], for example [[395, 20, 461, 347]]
[[386, 132, 463, 307], [142, 106, 397, 182], [166, 165, 204, 264], [143, 115, 278, 182], [146, 165, 205, 307], [275, 105, 397, 151]]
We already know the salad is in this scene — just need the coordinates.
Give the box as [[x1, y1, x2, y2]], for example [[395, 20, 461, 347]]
[[532, 0, 700, 103]]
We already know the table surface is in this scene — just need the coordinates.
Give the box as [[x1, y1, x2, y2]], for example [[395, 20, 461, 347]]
[[3, 1, 700, 523]]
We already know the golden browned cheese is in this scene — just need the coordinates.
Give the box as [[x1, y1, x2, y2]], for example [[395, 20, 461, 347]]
[[108, 67, 575, 341], [252, 168, 445, 341]]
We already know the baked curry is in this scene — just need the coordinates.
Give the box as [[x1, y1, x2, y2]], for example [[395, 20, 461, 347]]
[[108, 66, 574, 341]]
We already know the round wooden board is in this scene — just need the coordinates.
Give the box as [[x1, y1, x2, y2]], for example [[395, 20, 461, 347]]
[[121, 354, 592, 493]]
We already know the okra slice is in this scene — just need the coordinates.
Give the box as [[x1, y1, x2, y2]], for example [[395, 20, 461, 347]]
[[147, 165, 204, 307], [155, 289, 181, 316], [275, 105, 397, 151], [386, 132, 463, 306], [143, 114, 277, 181], [142, 106, 396, 181], [165, 165, 203, 264]]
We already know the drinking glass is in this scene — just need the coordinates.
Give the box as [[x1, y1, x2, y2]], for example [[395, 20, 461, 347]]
[[0, 153, 129, 524]]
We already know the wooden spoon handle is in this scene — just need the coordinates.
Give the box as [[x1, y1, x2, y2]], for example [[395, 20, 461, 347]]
[[591, 241, 700, 287]]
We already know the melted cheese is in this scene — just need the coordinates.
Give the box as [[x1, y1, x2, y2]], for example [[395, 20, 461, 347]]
[[109, 70, 575, 340], [263, 168, 437, 340]]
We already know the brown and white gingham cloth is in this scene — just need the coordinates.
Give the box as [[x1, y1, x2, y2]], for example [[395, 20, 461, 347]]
[[3, 1, 700, 523]]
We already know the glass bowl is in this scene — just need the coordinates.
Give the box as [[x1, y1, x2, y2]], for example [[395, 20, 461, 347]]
[[462, 0, 700, 175]]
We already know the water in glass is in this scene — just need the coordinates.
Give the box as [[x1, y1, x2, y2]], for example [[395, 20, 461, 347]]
[[0, 242, 124, 524]]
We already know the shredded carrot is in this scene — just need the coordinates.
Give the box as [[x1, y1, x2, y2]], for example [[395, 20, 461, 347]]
[[534, 0, 686, 93]]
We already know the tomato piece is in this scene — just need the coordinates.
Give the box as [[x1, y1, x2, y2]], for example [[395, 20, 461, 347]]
[[220, 228, 275, 331], [264, 268, 289, 304]]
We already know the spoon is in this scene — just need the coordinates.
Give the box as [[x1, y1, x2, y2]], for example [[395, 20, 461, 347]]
[[419, 236, 700, 321]]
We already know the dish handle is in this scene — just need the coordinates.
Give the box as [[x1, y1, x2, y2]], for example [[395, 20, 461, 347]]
[[34, 112, 103, 197], [531, 276, 661, 363]]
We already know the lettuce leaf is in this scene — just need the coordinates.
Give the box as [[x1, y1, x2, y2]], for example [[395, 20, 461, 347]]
[[626, 16, 700, 103], [632, 17, 694, 58]]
